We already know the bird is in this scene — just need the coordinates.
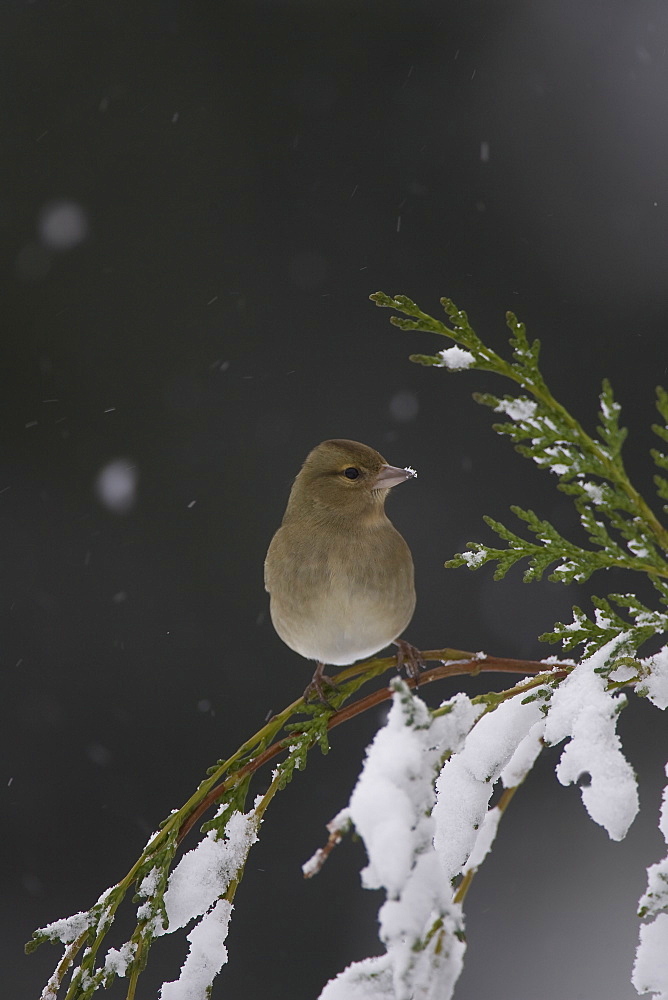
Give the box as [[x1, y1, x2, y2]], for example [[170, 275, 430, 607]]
[[264, 438, 419, 700]]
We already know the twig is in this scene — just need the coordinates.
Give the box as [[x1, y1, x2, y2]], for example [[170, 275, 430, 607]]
[[40, 931, 89, 1000], [302, 814, 351, 879]]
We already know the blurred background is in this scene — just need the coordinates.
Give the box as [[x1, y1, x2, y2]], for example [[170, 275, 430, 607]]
[[3, 1, 668, 997]]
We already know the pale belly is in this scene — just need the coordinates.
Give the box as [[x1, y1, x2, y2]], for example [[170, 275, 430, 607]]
[[270, 584, 415, 666]]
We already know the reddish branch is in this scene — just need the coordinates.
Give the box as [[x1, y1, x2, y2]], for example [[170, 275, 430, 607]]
[[176, 649, 567, 846]]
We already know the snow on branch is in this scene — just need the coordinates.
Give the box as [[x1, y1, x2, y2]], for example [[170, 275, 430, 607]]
[[634, 766, 668, 1000], [319, 682, 476, 1000], [543, 639, 639, 841], [316, 647, 644, 996], [638, 645, 668, 711], [145, 805, 258, 998], [153, 808, 258, 937], [433, 689, 546, 884]]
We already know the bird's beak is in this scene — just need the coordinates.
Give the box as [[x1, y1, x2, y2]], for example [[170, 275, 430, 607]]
[[372, 464, 418, 490]]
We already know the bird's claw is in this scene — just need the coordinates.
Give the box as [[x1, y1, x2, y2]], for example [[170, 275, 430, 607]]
[[304, 662, 337, 706], [393, 639, 425, 685]]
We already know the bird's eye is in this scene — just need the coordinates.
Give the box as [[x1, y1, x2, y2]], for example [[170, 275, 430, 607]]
[[343, 467, 360, 480]]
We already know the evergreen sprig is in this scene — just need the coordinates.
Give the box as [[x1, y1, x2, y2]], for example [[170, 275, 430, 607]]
[[24, 687, 342, 1000], [651, 385, 668, 514], [543, 593, 667, 657], [372, 291, 668, 658]]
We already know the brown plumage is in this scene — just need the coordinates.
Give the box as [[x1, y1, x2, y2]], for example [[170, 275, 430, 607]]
[[264, 439, 418, 697]]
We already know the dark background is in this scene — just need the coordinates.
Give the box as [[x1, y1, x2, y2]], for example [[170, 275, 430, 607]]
[[3, 1, 668, 997]]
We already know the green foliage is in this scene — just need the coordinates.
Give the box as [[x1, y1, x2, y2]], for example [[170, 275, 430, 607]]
[[372, 291, 668, 660], [651, 384, 668, 513], [24, 687, 344, 1000], [543, 595, 667, 656]]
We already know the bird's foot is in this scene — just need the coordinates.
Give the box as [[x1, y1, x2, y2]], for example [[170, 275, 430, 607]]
[[393, 639, 425, 685], [303, 662, 337, 705]]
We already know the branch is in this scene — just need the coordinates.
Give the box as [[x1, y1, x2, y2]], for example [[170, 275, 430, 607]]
[[177, 650, 567, 844], [371, 292, 668, 558]]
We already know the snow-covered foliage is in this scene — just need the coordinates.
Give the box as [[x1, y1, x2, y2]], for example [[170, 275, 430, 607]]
[[438, 346, 476, 370], [31, 805, 260, 1000], [634, 915, 668, 1000], [154, 809, 257, 937], [543, 639, 639, 841], [317, 642, 648, 999], [634, 767, 668, 1000], [317, 685, 476, 1000], [160, 899, 233, 1000], [639, 646, 668, 711], [433, 689, 544, 882], [154, 807, 258, 997]]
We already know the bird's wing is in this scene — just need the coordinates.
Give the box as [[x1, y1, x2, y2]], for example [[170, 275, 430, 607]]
[[263, 527, 282, 593]]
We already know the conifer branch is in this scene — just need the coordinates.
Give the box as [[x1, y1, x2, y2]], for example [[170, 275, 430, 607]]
[[371, 292, 668, 558], [372, 291, 668, 653]]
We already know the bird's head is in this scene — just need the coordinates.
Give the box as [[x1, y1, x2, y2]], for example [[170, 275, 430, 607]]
[[284, 438, 417, 524]]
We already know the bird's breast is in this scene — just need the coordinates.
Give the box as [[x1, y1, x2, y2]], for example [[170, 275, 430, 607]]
[[265, 521, 415, 666]]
